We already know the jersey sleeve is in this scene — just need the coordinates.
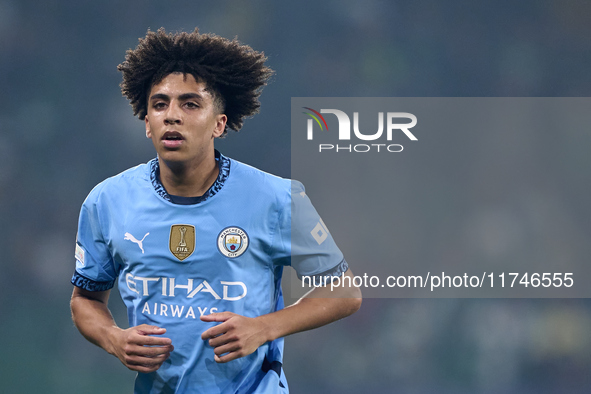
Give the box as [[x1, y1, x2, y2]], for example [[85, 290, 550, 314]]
[[272, 180, 348, 279], [71, 186, 118, 291]]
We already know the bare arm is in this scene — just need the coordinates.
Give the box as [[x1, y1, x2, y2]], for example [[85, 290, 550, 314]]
[[201, 268, 362, 363], [70, 286, 174, 373]]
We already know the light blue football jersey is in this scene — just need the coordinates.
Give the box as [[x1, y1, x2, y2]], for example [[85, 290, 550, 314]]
[[72, 151, 348, 394]]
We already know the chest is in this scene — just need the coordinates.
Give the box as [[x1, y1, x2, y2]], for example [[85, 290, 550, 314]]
[[105, 195, 278, 281]]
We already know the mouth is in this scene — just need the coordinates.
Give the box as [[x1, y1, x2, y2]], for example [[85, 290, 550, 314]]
[[161, 131, 185, 148], [162, 131, 184, 141]]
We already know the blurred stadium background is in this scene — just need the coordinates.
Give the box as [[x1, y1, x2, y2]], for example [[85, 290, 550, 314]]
[[1, 0, 591, 392]]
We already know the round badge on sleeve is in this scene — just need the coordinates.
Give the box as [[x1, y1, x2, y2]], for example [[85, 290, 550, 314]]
[[217, 227, 249, 258]]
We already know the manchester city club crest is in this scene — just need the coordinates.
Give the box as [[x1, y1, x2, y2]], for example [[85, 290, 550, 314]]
[[217, 226, 249, 258]]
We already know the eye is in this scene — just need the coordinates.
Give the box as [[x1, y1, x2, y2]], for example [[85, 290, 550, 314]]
[[153, 102, 167, 110], [184, 102, 199, 109]]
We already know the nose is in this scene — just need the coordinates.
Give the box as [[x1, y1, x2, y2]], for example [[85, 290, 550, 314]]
[[164, 102, 182, 125]]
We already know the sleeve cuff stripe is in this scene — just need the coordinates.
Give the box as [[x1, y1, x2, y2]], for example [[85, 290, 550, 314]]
[[297, 259, 349, 280], [71, 271, 115, 292]]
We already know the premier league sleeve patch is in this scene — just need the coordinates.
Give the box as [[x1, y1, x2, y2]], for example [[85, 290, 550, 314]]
[[217, 227, 249, 258], [75, 242, 85, 266]]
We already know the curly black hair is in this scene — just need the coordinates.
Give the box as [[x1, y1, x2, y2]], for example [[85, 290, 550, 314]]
[[117, 28, 274, 136]]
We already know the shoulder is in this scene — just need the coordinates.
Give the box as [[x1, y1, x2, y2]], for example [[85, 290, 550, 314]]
[[83, 160, 153, 205], [228, 158, 294, 196]]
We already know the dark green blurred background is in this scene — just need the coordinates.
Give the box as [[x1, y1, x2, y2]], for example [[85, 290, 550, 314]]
[[2, 0, 591, 393]]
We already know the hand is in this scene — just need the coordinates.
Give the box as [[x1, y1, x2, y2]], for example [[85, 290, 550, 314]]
[[200, 312, 269, 363], [110, 324, 173, 373]]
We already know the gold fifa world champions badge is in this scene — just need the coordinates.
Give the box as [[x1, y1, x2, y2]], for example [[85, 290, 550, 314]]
[[169, 224, 195, 261]]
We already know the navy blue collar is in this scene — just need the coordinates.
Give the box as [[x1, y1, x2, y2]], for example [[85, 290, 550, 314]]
[[149, 150, 231, 205]]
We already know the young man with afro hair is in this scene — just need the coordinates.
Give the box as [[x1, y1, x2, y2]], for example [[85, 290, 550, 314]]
[[70, 28, 361, 394]]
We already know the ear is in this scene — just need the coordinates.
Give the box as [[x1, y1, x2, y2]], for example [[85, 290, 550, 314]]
[[145, 116, 152, 138], [212, 114, 227, 138]]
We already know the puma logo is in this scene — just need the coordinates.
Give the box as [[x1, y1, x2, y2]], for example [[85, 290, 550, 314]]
[[124, 232, 150, 254]]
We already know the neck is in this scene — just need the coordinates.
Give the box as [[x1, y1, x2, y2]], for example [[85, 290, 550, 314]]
[[158, 151, 219, 197]]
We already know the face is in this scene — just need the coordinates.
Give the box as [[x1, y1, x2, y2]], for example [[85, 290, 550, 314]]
[[145, 72, 226, 167]]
